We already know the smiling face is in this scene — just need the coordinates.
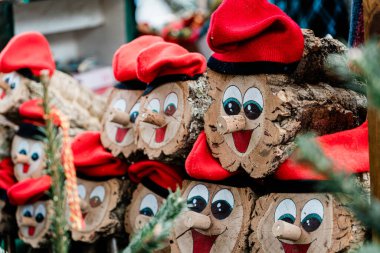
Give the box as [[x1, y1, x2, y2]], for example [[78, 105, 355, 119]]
[[0, 72, 30, 114], [101, 88, 144, 157], [11, 135, 46, 181], [16, 200, 52, 248], [137, 81, 191, 159], [250, 193, 358, 253], [174, 180, 254, 253], [71, 178, 121, 242], [204, 70, 282, 178]]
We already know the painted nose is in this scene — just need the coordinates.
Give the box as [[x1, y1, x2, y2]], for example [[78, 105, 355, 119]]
[[0, 80, 9, 91], [217, 115, 246, 135], [272, 220, 302, 241], [21, 216, 37, 227], [182, 211, 211, 230], [141, 110, 166, 127], [109, 109, 130, 127], [135, 214, 151, 230], [79, 199, 88, 212], [15, 154, 29, 164]]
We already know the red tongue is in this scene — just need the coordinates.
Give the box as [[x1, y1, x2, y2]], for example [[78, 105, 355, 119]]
[[281, 242, 311, 253], [23, 164, 30, 173], [191, 230, 218, 253], [155, 126, 167, 143], [115, 127, 129, 143], [28, 226, 36, 236], [232, 130, 253, 153]]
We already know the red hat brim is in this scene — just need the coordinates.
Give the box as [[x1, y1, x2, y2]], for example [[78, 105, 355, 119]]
[[0, 158, 16, 191], [19, 99, 61, 126]]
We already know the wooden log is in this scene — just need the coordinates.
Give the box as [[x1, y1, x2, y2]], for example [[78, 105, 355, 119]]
[[0, 115, 16, 159], [182, 211, 211, 229], [249, 193, 366, 253], [272, 220, 301, 241], [217, 115, 246, 135], [141, 110, 166, 127], [173, 180, 256, 253], [136, 75, 211, 162], [0, 199, 17, 237]]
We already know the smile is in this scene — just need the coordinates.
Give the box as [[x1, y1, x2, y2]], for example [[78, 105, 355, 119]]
[[155, 125, 167, 143], [231, 124, 260, 153], [115, 127, 129, 143], [22, 163, 30, 173], [0, 89, 5, 100], [280, 241, 312, 253], [28, 226, 36, 236]]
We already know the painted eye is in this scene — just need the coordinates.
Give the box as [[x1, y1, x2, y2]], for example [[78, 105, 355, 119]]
[[163, 92, 178, 116], [89, 186, 105, 208], [22, 205, 33, 218], [243, 88, 263, 120], [77, 185, 86, 199], [300, 199, 323, 232], [35, 204, 46, 223], [17, 140, 29, 156], [147, 98, 160, 113], [222, 85, 242, 115], [129, 102, 141, 123], [30, 143, 43, 162], [211, 189, 234, 220], [139, 194, 158, 217], [3, 73, 20, 90], [275, 199, 297, 224], [187, 184, 209, 213], [112, 99, 127, 111]]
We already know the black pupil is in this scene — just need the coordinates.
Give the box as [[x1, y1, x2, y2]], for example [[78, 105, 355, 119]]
[[130, 111, 139, 123], [302, 217, 321, 232], [164, 104, 176, 116], [5, 78, 10, 84], [35, 213, 45, 223], [23, 210, 32, 218], [19, 149, 27, 155], [10, 82, 16, 89], [187, 196, 207, 213], [139, 207, 154, 217], [90, 196, 101, 208], [211, 200, 233, 220], [224, 100, 241, 115], [31, 153, 39, 161], [244, 102, 262, 120]]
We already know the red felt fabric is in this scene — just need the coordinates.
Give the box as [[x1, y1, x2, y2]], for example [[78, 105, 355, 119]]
[[0, 158, 16, 191], [207, 0, 304, 64], [0, 32, 55, 77], [185, 131, 234, 181], [7, 175, 51, 206], [113, 35, 163, 83], [137, 41, 206, 84], [71, 131, 129, 178], [276, 121, 369, 180], [128, 160, 183, 191], [19, 99, 60, 126]]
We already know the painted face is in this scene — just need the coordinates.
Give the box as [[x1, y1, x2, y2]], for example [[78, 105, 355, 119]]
[[137, 82, 190, 158], [16, 200, 52, 248], [174, 181, 254, 253], [101, 89, 144, 157], [11, 135, 46, 181], [72, 178, 121, 242], [0, 72, 30, 114], [125, 184, 164, 235], [250, 193, 358, 253], [204, 70, 282, 177]]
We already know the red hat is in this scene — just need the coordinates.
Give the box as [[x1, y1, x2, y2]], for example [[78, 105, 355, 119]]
[[137, 41, 206, 85], [128, 160, 183, 194], [0, 158, 16, 191], [207, 0, 304, 75], [113, 35, 163, 89], [0, 32, 55, 77], [72, 131, 129, 178], [276, 121, 369, 180], [185, 131, 235, 181], [18, 99, 60, 126], [7, 175, 51, 206]]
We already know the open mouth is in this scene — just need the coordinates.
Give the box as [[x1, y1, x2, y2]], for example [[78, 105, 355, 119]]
[[0, 89, 5, 100], [115, 127, 129, 143], [82, 212, 88, 219], [232, 129, 253, 153], [28, 226, 36, 236], [23, 164, 30, 173], [155, 125, 167, 143], [191, 229, 218, 253], [280, 241, 311, 253]]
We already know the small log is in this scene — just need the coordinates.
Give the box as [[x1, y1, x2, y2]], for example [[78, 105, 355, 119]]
[[0, 116, 16, 159], [182, 211, 211, 229], [141, 110, 166, 127], [217, 115, 246, 135], [109, 109, 130, 126], [14, 154, 28, 164], [0, 80, 9, 90], [272, 220, 301, 241]]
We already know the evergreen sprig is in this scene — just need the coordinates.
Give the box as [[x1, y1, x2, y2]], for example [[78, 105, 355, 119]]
[[123, 189, 185, 253]]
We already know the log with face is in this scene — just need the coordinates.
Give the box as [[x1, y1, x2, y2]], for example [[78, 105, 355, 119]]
[[16, 200, 52, 248], [101, 89, 144, 157], [11, 135, 46, 181], [72, 178, 122, 243], [250, 193, 362, 253], [174, 180, 254, 253], [0, 72, 30, 114]]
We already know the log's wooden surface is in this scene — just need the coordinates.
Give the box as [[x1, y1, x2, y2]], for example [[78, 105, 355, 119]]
[[363, 0, 380, 40], [0, 115, 16, 159]]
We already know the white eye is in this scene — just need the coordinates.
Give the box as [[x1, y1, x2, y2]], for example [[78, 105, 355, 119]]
[[275, 199, 297, 224], [211, 189, 234, 220], [223, 85, 243, 105], [243, 88, 264, 120], [30, 143, 43, 163], [300, 199, 324, 221], [212, 189, 234, 208], [22, 205, 34, 217], [3, 72, 20, 90], [139, 194, 159, 217], [77, 185, 86, 199], [17, 140, 29, 155], [35, 204, 46, 223], [187, 184, 209, 213], [89, 186, 105, 208], [113, 99, 127, 111], [129, 102, 141, 123], [222, 85, 243, 116], [147, 98, 160, 113], [163, 92, 178, 116]]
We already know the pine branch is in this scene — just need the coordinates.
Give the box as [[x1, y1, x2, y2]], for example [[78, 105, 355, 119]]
[[123, 189, 185, 253]]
